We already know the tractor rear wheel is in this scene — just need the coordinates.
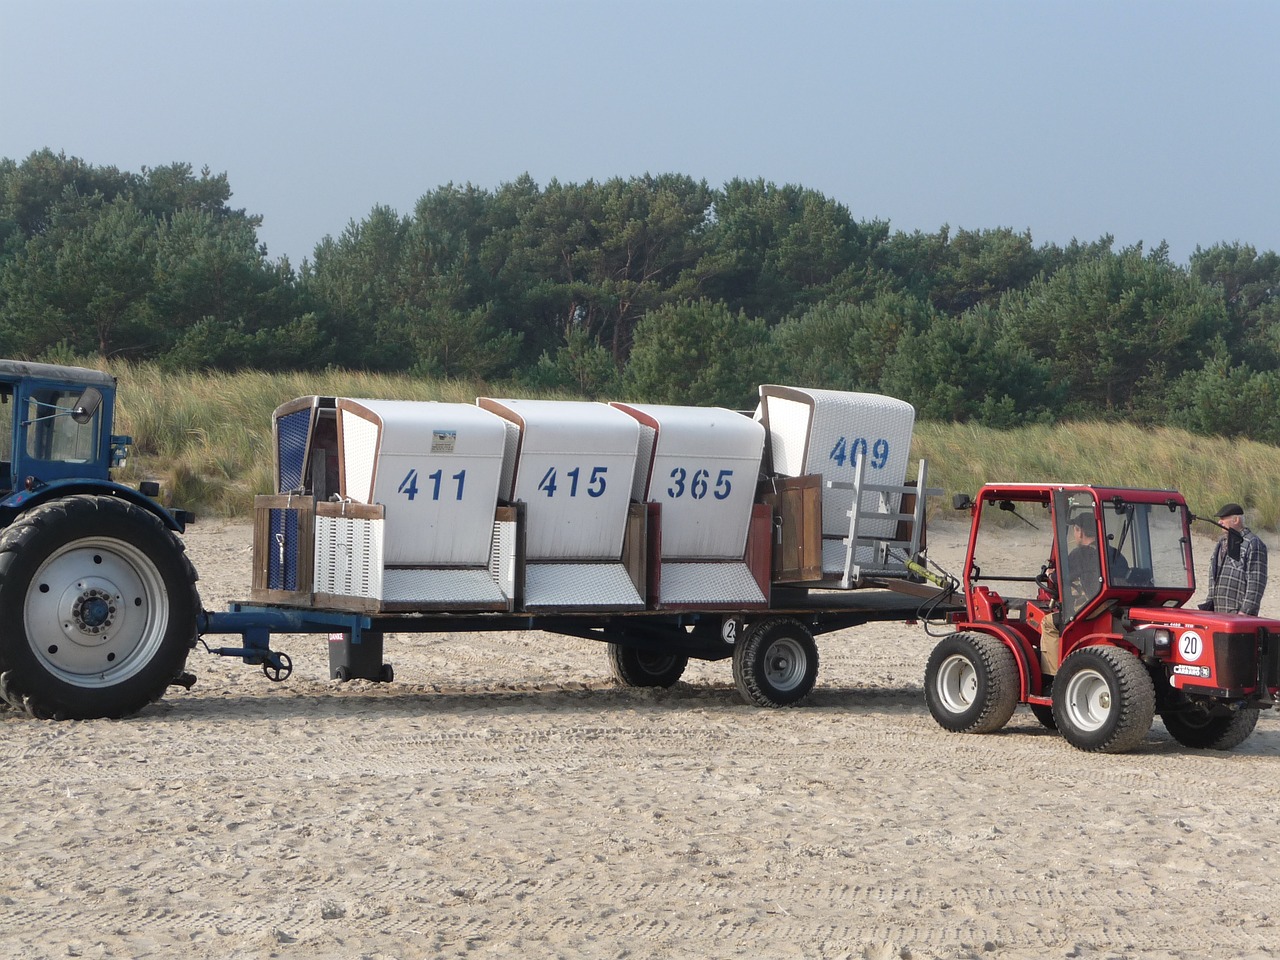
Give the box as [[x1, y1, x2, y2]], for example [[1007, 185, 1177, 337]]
[[0, 495, 199, 719], [924, 632, 1019, 734], [1052, 646, 1155, 753], [607, 642, 688, 688], [1160, 704, 1260, 750]]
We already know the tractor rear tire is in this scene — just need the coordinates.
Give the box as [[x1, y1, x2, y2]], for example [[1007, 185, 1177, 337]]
[[1052, 646, 1155, 753], [924, 632, 1019, 734], [0, 495, 199, 720], [732, 617, 818, 707], [607, 642, 688, 688], [1160, 704, 1260, 751]]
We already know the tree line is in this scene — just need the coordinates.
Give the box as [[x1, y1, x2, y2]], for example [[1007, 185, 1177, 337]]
[[2, 149, 1278, 441]]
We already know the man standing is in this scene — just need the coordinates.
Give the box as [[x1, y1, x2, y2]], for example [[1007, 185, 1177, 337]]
[[1207, 503, 1268, 616]]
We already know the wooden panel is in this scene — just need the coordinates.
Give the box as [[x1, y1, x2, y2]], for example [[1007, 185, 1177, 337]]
[[315, 500, 385, 521], [632, 502, 660, 606], [250, 494, 315, 605], [759, 474, 824, 583], [745, 502, 773, 602], [894, 480, 926, 552]]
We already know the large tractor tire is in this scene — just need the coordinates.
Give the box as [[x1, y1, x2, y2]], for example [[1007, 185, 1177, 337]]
[[924, 632, 1019, 734], [1052, 646, 1155, 753], [0, 495, 199, 720], [732, 617, 818, 707], [607, 642, 688, 688], [1160, 704, 1260, 751]]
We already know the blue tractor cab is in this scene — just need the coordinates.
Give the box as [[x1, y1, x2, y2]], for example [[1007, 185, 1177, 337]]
[[0, 359, 118, 496], [0, 359, 187, 530]]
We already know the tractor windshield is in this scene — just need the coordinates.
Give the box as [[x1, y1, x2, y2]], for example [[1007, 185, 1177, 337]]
[[1100, 500, 1194, 592]]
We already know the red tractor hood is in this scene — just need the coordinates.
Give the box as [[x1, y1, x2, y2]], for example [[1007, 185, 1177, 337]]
[[1128, 607, 1280, 632]]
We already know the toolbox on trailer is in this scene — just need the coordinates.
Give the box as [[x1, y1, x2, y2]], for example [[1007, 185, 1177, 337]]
[[478, 397, 645, 611], [612, 402, 770, 609]]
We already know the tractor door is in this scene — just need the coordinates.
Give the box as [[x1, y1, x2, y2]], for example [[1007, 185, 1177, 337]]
[[1052, 491, 1105, 625], [13, 381, 111, 485], [963, 493, 1055, 628]]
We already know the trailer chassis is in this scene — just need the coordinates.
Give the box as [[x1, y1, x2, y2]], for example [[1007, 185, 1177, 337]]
[[197, 585, 957, 707]]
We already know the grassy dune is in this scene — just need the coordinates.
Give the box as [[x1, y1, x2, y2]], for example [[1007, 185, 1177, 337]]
[[912, 420, 1280, 530], [108, 364, 1280, 529]]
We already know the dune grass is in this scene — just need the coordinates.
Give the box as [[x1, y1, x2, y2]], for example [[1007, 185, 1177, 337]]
[[912, 421, 1280, 530], [106, 363, 1280, 529]]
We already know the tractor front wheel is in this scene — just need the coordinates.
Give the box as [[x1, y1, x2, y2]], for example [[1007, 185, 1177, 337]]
[[924, 632, 1019, 734], [1052, 646, 1155, 753], [0, 495, 199, 719]]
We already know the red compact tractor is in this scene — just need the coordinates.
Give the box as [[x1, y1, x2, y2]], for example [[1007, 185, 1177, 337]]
[[925, 484, 1279, 753]]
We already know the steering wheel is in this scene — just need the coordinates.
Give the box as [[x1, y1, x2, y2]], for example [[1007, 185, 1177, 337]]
[[1035, 562, 1057, 598]]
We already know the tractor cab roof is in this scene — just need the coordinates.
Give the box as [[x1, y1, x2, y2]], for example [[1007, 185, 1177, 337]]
[[0, 359, 116, 390], [975, 483, 1185, 509]]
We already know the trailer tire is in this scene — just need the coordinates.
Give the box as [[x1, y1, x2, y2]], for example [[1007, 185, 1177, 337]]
[[607, 643, 688, 688], [732, 617, 818, 707], [1053, 646, 1155, 753], [1160, 704, 1260, 751], [924, 632, 1018, 734], [0, 495, 199, 720]]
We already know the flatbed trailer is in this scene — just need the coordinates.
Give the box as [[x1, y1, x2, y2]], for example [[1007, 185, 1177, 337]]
[[197, 581, 960, 707]]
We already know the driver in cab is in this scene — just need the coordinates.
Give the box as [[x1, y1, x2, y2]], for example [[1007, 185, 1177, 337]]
[[1039, 513, 1127, 675]]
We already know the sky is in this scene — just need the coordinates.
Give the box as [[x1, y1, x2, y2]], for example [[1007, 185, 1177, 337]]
[[2, 0, 1277, 268]]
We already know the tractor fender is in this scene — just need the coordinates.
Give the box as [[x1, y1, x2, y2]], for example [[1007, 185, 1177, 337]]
[[1062, 630, 1137, 664], [0, 480, 188, 534], [955, 620, 1042, 698]]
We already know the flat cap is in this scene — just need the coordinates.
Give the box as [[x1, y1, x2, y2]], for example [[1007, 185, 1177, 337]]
[[1215, 502, 1244, 518]]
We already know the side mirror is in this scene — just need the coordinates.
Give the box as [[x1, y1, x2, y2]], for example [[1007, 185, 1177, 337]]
[[952, 493, 974, 511], [71, 387, 103, 425]]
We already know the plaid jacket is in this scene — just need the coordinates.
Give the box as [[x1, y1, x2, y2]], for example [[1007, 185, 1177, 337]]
[[1209, 528, 1268, 616]]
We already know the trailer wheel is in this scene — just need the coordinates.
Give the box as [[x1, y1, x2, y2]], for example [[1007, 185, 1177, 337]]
[[924, 632, 1018, 734], [1052, 646, 1155, 753], [1160, 704, 1260, 751], [0, 495, 199, 720], [732, 617, 818, 707], [607, 643, 688, 688]]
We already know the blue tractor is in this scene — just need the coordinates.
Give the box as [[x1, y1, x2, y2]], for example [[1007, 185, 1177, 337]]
[[0, 360, 198, 719]]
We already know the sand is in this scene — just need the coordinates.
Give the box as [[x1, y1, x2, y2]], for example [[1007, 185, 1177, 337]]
[[1, 518, 1278, 960]]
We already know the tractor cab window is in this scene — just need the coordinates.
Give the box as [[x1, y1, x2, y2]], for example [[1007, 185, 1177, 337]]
[[969, 498, 1056, 610], [1100, 500, 1194, 591], [25, 387, 101, 464]]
